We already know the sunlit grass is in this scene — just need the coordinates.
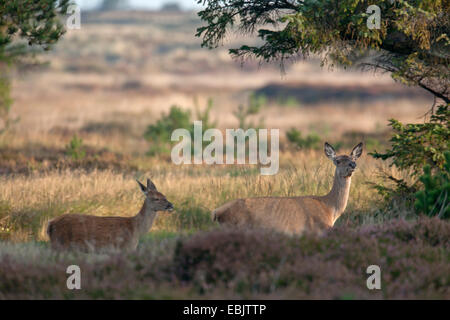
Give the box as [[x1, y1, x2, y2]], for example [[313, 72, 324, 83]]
[[0, 148, 416, 242]]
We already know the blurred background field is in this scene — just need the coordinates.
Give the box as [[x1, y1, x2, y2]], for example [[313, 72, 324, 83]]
[[0, 7, 432, 239], [5, 9, 433, 153], [0, 4, 447, 299], [0, 8, 433, 239]]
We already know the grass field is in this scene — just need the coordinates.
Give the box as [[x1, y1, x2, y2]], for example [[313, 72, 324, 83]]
[[0, 10, 447, 299], [0, 150, 417, 243]]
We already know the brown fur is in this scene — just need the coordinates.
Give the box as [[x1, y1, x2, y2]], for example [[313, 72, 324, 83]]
[[213, 143, 363, 235], [47, 214, 137, 251], [47, 179, 173, 252]]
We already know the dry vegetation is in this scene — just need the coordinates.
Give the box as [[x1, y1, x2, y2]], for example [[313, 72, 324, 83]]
[[0, 10, 446, 299], [1, 218, 448, 299], [0, 152, 417, 243]]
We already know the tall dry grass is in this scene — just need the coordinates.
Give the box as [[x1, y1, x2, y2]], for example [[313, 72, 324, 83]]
[[0, 10, 428, 243], [0, 149, 416, 242]]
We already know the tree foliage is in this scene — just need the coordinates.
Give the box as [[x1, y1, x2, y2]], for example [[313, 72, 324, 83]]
[[0, 0, 71, 61], [369, 104, 449, 206], [196, 0, 449, 102], [415, 151, 450, 219], [196, 1, 449, 217], [371, 104, 450, 175], [0, 0, 71, 134]]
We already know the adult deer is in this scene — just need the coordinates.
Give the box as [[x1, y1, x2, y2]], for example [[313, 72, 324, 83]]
[[47, 178, 174, 252], [212, 142, 363, 235]]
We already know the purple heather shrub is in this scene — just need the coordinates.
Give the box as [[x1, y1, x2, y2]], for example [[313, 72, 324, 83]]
[[0, 217, 448, 299]]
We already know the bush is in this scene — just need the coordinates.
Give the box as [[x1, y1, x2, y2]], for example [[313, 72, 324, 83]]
[[0, 218, 448, 298], [172, 218, 449, 298], [371, 104, 449, 174], [415, 151, 450, 219], [174, 229, 286, 280], [0, 76, 15, 136], [233, 93, 265, 130], [286, 128, 321, 150], [194, 98, 217, 132], [144, 101, 217, 156], [65, 135, 86, 160], [144, 106, 192, 156], [370, 104, 450, 211]]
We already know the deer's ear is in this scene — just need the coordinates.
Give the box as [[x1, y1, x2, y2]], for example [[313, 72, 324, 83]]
[[136, 179, 147, 193], [147, 178, 157, 191], [324, 142, 336, 161], [350, 142, 363, 160]]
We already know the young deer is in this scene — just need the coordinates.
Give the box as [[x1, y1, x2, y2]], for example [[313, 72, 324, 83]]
[[47, 178, 174, 252], [212, 142, 363, 235]]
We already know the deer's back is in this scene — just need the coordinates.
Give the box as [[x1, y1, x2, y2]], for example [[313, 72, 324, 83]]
[[47, 214, 136, 252], [213, 196, 333, 235]]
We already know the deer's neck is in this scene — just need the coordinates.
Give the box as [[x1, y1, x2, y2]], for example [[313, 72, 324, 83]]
[[323, 170, 352, 225], [133, 199, 158, 236]]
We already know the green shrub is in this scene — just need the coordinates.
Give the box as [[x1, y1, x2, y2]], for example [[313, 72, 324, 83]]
[[233, 93, 265, 130], [65, 135, 86, 160], [371, 104, 449, 174], [144, 106, 192, 156], [277, 96, 299, 107], [0, 76, 16, 136], [370, 104, 450, 208], [144, 101, 217, 156], [286, 128, 321, 150], [194, 98, 217, 132], [414, 151, 450, 219]]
